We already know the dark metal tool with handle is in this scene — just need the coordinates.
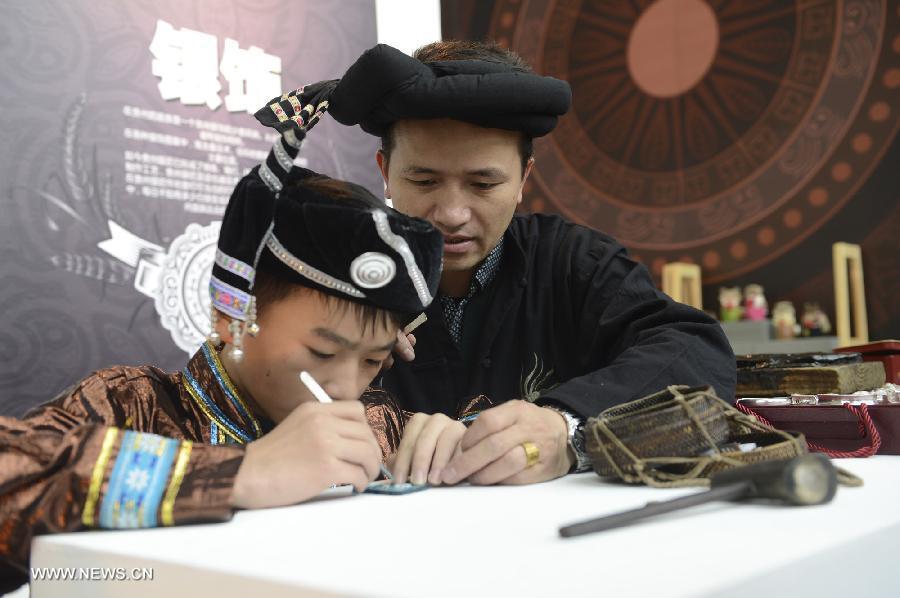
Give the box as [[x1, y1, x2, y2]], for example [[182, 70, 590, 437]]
[[559, 454, 838, 538]]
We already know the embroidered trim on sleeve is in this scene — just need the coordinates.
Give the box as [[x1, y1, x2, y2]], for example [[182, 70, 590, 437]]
[[160, 440, 193, 526], [82, 427, 120, 527], [97, 431, 180, 529]]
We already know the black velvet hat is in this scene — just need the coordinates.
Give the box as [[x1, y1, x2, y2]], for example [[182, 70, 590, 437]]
[[319, 43, 572, 137], [209, 88, 443, 328]]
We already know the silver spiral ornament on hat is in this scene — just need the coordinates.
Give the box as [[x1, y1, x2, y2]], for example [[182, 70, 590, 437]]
[[350, 252, 396, 289]]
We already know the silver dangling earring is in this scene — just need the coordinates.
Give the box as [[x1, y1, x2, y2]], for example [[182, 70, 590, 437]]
[[229, 319, 245, 362], [246, 296, 260, 337], [208, 306, 221, 345]]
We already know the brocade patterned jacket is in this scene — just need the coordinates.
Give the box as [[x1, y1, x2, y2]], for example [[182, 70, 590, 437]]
[[0, 341, 409, 591]]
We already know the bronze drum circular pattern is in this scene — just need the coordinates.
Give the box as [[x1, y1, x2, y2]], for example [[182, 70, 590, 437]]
[[491, 0, 899, 282]]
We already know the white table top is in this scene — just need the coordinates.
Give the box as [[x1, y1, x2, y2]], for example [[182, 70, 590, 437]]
[[30, 457, 900, 598]]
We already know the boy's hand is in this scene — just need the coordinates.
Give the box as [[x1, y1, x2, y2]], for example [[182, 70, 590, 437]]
[[389, 413, 466, 486], [231, 401, 382, 508]]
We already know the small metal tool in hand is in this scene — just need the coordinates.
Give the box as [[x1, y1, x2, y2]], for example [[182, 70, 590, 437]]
[[559, 454, 838, 538]]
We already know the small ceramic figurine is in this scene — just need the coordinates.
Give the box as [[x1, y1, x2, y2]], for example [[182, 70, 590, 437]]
[[743, 284, 768, 321], [719, 287, 743, 322], [772, 301, 798, 339], [801, 303, 832, 337]]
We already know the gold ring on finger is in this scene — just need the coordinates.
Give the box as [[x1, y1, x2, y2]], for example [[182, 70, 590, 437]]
[[521, 441, 540, 468]]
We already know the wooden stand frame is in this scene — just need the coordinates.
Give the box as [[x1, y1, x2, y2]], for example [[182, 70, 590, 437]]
[[833, 242, 868, 346], [662, 262, 702, 310]]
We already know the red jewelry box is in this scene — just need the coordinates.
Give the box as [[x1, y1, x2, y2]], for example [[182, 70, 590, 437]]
[[835, 340, 900, 384], [736, 400, 900, 456]]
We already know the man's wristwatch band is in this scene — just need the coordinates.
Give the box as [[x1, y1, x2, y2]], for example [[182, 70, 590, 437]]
[[546, 406, 591, 473]]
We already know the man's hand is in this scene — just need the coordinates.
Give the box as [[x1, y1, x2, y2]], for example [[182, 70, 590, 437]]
[[440, 401, 574, 486], [231, 401, 382, 509], [389, 413, 466, 485], [382, 331, 416, 369]]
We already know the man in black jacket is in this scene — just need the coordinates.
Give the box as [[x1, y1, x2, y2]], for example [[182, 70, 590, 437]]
[[324, 40, 736, 488]]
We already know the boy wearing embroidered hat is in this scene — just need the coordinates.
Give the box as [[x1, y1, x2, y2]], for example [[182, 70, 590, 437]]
[[0, 88, 443, 590]]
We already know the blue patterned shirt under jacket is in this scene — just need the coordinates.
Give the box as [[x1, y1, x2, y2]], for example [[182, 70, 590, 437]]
[[440, 238, 504, 346]]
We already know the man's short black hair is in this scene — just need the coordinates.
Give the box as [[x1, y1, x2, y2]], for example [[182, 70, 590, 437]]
[[379, 40, 535, 174], [413, 39, 534, 72]]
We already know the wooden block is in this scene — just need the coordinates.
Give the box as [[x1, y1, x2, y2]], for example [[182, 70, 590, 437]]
[[833, 242, 869, 346], [662, 262, 702, 310], [736, 361, 886, 397]]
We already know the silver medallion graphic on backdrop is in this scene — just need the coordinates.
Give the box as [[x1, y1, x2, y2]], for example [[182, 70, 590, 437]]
[[99, 219, 221, 354]]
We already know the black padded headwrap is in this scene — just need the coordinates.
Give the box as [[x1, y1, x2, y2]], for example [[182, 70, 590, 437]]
[[325, 44, 571, 137]]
